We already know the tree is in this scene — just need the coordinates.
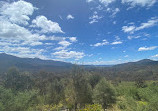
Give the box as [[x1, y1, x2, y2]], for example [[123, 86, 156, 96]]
[[80, 104, 104, 111], [92, 78, 116, 109], [88, 74, 101, 89], [135, 76, 146, 88], [4, 67, 32, 91], [71, 66, 93, 109]]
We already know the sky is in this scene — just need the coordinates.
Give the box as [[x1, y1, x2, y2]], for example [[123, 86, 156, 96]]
[[0, 0, 158, 65]]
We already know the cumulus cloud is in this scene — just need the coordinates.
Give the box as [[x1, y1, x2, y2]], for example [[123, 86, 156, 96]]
[[0, 0, 36, 25], [122, 17, 158, 33], [66, 14, 74, 20], [122, 0, 157, 7], [0, 45, 47, 59], [54, 37, 77, 50], [52, 50, 85, 60], [87, 0, 115, 6], [32, 16, 63, 33], [0, 1, 82, 60], [0, 20, 47, 42], [138, 46, 158, 51], [58, 40, 72, 47], [99, 0, 115, 6], [69, 37, 77, 42]]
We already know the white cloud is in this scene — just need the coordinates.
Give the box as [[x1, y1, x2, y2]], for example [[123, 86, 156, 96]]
[[32, 15, 63, 33], [91, 37, 123, 46], [122, 25, 136, 33], [135, 18, 158, 31], [152, 54, 158, 58], [99, 0, 115, 6], [86, 0, 115, 6], [122, 17, 158, 33], [84, 59, 124, 65], [0, 20, 46, 42], [86, 0, 94, 2], [91, 39, 109, 47], [138, 46, 158, 51], [111, 41, 122, 45], [30, 41, 43, 46], [105, 7, 120, 18], [122, 0, 157, 7], [52, 50, 85, 60], [96, 5, 103, 10], [0, 45, 47, 59], [89, 19, 98, 24], [127, 35, 141, 40], [58, 40, 72, 47], [0, 1, 82, 60], [115, 36, 120, 40], [111, 8, 120, 17], [89, 11, 103, 24], [54, 46, 66, 51], [66, 14, 74, 20], [0, 1, 36, 25], [54, 37, 77, 51], [111, 36, 123, 45], [69, 37, 77, 42]]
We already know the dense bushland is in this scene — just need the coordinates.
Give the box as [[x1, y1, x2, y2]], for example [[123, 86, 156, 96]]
[[0, 67, 158, 111]]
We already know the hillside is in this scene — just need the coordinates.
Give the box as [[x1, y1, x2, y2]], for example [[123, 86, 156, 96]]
[[0, 53, 158, 80], [87, 59, 158, 81], [0, 53, 73, 73]]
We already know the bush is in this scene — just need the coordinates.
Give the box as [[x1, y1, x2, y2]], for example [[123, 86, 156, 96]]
[[92, 78, 116, 109], [80, 104, 103, 111]]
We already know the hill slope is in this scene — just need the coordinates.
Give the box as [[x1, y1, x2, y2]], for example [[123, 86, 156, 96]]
[[0, 53, 158, 80], [0, 53, 73, 73], [87, 59, 158, 80]]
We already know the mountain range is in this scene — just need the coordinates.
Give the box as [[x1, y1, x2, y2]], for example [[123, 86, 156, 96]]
[[0, 53, 73, 73], [0, 53, 158, 80]]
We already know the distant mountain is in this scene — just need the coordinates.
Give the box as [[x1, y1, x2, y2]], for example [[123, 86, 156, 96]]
[[113, 59, 158, 71], [0, 53, 73, 73], [85, 59, 158, 81], [0, 53, 158, 80]]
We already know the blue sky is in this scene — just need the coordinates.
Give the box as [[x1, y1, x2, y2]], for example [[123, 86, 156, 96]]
[[0, 0, 158, 65]]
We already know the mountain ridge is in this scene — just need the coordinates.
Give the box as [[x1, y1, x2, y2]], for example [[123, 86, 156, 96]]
[[0, 53, 158, 75], [0, 53, 73, 73]]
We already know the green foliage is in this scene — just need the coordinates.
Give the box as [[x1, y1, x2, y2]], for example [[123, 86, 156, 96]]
[[72, 66, 93, 108], [33, 103, 63, 111], [115, 81, 158, 111], [1, 66, 158, 111], [80, 104, 104, 111], [93, 78, 116, 109], [0, 86, 38, 111], [135, 77, 146, 88], [12, 90, 38, 111], [88, 74, 101, 88], [4, 67, 32, 91], [64, 79, 76, 110]]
